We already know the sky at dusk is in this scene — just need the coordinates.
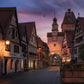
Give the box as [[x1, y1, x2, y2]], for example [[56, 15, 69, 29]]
[[0, 0, 84, 42]]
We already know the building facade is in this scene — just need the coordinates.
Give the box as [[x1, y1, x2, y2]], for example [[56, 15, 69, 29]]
[[37, 36, 44, 69], [73, 17, 84, 62], [0, 7, 22, 75], [37, 36, 50, 68], [61, 9, 76, 63], [42, 42, 50, 66], [62, 31, 74, 62], [19, 22, 38, 70]]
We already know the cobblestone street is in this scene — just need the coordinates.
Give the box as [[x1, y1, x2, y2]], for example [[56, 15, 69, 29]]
[[0, 66, 61, 84]]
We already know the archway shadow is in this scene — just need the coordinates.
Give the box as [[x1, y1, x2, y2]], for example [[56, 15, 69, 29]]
[[50, 54, 62, 66]]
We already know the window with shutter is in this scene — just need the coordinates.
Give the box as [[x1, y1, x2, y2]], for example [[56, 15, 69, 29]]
[[14, 45, 19, 53]]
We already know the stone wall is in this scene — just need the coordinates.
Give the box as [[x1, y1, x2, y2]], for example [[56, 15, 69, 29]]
[[61, 70, 84, 84]]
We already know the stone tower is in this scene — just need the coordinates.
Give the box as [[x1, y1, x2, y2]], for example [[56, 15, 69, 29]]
[[47, 17, 64, 65]]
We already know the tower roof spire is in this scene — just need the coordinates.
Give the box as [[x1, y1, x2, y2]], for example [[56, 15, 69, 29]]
[[53, 17, 58, 25]]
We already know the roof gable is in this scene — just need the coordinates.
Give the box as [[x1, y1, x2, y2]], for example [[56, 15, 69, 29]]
[[0, 7, 18, 39], [62, 9, 76, 24], [19, 22, 36, 43]]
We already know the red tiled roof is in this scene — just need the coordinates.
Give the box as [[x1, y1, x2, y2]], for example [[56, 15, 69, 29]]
[[77, 17, 84, 34], [62, 10, 76, 24], [0, 7, 18, 39], [47, 32, 52, 37]]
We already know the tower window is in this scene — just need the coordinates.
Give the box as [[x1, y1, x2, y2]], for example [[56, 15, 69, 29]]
[[54, 44, 56, 47]]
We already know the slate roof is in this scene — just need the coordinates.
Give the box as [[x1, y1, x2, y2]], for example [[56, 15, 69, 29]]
[[19, 22, 36, 43], [0, 7, 18, 39], [62, 9, 76, 24]]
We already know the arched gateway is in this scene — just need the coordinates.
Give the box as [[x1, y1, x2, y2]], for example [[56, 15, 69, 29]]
[[50, 54, 62, 66], [47, 17, 63, 66]]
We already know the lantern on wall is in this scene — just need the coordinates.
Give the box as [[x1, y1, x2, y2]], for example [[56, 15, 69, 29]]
[[5, 40, 10, 51]]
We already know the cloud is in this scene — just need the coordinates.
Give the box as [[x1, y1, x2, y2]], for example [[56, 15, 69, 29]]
[[1, 0, 84, 42]]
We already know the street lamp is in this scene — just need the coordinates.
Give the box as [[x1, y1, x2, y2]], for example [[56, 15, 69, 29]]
[[6, 40, 10, 45], [5, 40, 10, 51]]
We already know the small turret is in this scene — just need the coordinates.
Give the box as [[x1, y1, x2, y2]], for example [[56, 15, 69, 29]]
[[52, 17, 58, 31]]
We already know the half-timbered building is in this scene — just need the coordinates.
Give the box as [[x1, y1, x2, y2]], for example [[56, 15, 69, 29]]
[[0, 7, 22, 75]]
